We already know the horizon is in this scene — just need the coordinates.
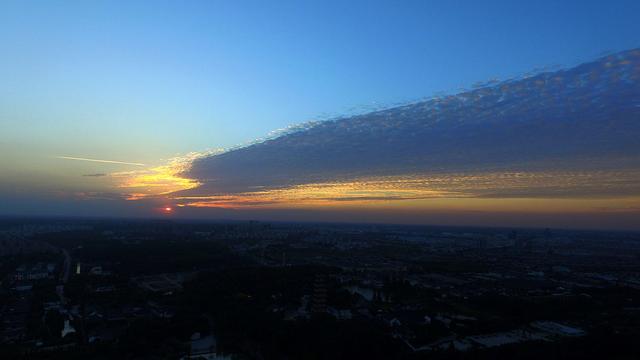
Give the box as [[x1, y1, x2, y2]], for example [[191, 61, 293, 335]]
[[2, 214, 640, 235]]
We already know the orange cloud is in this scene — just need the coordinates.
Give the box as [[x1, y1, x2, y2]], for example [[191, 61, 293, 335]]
[[114, 152, 207, 199]]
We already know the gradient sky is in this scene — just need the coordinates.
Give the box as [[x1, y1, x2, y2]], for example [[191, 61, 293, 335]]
[[1, 0, 639, 229]]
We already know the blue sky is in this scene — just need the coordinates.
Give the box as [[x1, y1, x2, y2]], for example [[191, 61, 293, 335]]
[[1, 0, 639, 228], [2, 0, 638, 158]]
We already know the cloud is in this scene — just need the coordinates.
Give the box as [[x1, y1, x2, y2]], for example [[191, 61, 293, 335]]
[[112, 150, 222, 199], [171, 48, 640, 206], [167, 171, 640, 209], [56, 156, 146, 167], [101, 48, 639, 214], [82, 173, 107, 177]]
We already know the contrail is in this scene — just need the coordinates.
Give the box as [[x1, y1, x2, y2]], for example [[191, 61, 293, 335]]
[[55, 156, 146, 167]]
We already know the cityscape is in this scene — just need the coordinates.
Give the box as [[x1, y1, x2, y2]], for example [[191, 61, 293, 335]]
[[1, 218, 639, 358]]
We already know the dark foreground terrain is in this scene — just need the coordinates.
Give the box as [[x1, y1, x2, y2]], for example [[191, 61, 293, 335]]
[[1, 217, 639, 359]]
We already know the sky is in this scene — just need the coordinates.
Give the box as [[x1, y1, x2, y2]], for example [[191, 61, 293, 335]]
[[1, 0, 639, 229]]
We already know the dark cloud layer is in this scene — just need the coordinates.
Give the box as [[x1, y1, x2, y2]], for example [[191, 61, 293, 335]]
[[182, 49, 640, 198]]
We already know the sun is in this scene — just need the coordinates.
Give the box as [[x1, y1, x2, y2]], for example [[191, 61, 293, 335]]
[[163, 207, 173, 213]]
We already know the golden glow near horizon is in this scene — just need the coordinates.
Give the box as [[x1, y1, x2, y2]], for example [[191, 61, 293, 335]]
[[67, 148, 637, 217], [176, 179, 461, 208], [164, 170, 640, 213], [114, 153, 204, 199]]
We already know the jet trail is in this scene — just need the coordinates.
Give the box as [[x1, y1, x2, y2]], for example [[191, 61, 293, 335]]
[[55, 156, 146, 167]]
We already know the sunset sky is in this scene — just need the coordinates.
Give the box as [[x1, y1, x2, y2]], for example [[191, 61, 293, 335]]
[[1, 0, 639, 230]]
